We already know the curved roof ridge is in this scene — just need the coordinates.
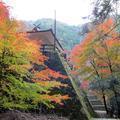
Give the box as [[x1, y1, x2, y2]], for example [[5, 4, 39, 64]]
[[27, 29, 52, 33]]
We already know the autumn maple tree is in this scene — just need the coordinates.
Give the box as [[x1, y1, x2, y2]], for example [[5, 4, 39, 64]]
[[0, 2, 69, 110], [70, 18, 120, 114]]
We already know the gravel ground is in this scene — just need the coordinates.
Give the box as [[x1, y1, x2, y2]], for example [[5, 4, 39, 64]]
[[0, 110, 69, 120]]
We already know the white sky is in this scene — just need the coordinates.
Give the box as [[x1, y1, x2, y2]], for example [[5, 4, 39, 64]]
[[3, 0, 93, 25]]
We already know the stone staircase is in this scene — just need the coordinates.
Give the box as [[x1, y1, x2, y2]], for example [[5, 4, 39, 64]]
[[87, 92, 108, 118]]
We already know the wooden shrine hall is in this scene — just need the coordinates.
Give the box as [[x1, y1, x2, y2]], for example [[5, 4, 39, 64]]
[[27, 29, 64, 54]]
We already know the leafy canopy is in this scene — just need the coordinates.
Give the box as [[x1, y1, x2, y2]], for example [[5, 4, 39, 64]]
[[0, 2, 69, 110]]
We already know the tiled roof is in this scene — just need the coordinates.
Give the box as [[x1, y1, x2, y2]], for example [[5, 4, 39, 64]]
[[27, 29, 64, 51]]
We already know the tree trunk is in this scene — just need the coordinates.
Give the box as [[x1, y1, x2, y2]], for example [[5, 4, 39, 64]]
[[102, 92, 108, 114]]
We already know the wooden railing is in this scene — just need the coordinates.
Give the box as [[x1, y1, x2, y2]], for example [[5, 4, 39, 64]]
[[40, 42, 64, 54], [40, 44, 55, 53]]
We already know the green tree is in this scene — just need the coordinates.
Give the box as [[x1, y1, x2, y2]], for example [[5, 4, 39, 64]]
[[0, 2, 69, 110], [71, 19, 120, 115]]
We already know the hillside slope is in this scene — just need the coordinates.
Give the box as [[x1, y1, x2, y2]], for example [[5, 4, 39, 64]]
[[26, 19, 85, 50]]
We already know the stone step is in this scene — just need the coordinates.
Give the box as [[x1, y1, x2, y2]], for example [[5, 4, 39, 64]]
[[87, 95, 98, 100], [90, 100, 103, 106], [95, 110, 106, 114], [87, 92, 108, 118], [93, 105, 105, 111], [92, 118, 117, 120], [95, 110, 107, 118]]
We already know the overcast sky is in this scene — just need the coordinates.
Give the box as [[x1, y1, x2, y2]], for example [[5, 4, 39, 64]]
[[4, 0, 93, 25]]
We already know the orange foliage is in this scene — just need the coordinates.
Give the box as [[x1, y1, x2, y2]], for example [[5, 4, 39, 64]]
[[32, 67, 69, 104], [0, 2, 9, 22], [42, 94, 70, 104], [105, 39, 120, 48], [96, 60, 108, 67], [70, 44, 83, 65], [97, 18, 114, 34], [70, 70, 79, 75], [80, 80, 89, 90], [0, 1, 69, 108], [36, 81, 68, 88], [11, 32, 47, 65], [71, 18, 118, 65], [33, 68, 67, 81], [70, 18, 120, 82]]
